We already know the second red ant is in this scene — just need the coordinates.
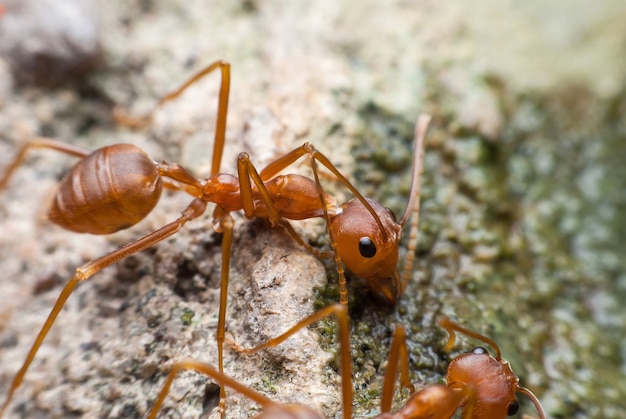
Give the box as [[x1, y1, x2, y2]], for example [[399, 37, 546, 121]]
[[0, 60, 429, 416]]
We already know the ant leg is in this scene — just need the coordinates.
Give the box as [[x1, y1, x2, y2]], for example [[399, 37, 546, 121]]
[[147, 359, 280, 419], [237, 153, 283, 224], [380, 323, 415, 413], [0, 198, 209, 417], [307, 154, 350, 304], [113, 60, 230, 176], [229, 303, 353, 419], [0, 137, 90, 191], [214, 212, 234, 416]]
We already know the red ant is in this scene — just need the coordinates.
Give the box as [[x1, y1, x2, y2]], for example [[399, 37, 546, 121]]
[[0, 60, 429, 416], [437, 316, 546, 419], [147, 304, 547, 418]]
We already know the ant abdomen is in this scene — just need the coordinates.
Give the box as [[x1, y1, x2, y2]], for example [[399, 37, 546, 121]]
[[48, 144, 162, 234]]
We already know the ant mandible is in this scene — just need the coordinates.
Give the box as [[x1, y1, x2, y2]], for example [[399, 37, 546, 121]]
[[0, 60, 430, 415], [147, 304, 547, 419]]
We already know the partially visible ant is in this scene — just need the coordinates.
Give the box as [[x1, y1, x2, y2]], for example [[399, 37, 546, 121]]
[[0, 60, 430, 416], [437, 316, 546, 419], [148, 304, 547, 419]]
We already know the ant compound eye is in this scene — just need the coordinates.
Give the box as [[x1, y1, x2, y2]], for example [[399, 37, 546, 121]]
[[358, 237, 377, 258], [471, 347, 488, 355], [507, 399, 520, 416]]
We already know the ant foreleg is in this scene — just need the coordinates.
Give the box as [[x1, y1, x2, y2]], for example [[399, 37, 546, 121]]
[[0, 137, 90, 191], [0, 198, 209, 416]]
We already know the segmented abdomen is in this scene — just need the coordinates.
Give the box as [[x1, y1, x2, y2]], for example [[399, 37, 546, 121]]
[[48, 144, 162, 234]]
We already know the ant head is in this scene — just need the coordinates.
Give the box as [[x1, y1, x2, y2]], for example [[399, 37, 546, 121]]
[[446, 347, 521, 418], [330, 197, 402, 303]]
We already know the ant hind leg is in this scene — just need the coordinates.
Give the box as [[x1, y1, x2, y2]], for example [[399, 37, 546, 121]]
[[0, 138, 90, 191], [113, 60, 231, 176]]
